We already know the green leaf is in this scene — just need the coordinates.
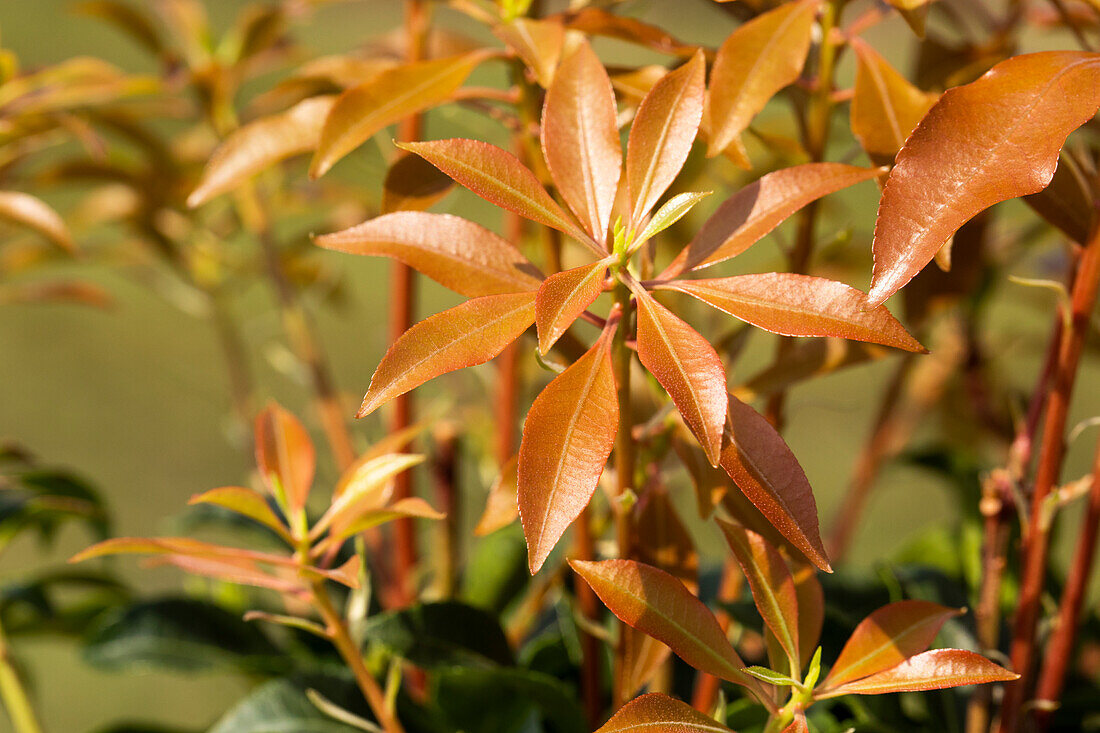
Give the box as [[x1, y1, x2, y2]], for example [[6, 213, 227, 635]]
[[743, 666, 799, 686], [434, 666, 586, 733], [632, 191, 711, 251], [209, 674, 377, 733], [360, 601, 513, 669]]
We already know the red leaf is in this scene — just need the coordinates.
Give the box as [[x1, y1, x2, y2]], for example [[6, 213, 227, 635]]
[[816, 649, 1019, 698], [535, 259, 609, 354], [255, 403, 315, 514]]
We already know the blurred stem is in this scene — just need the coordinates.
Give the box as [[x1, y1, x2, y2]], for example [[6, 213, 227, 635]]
[[573, 505, 603, 727], [209, 288, 254, 427], [0, 618, 44, 733], [429, 423, 459, 599], [1001, 218, 1100, 732], [611, 283, 637, 711]]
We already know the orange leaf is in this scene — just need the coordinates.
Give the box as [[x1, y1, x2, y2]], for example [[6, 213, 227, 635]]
[[188, 487, 291, 543], [493, 17, 564, 89], [706, 0, 819, 160], [330, 497, 445, 541], [596, 693, 734, 733], [869, 51, 1100, 305], [314, 454, 426, 537], [666, 163, 882, 275], [626, 51, 706, 224], [316, 211, 542, 298], [255, 403, 315, 514], [793, 565, 824, 669], [519, 327, 617, 573], [562, 9, 700, 57], [816, 649, 1018, 698], [721, 395, 830, 572], [637, 488, 698, 591], [359, 291, 537, 417], [542, 40, 622, 245], [659, 273, 924, 352], [0, 191, 75, 251], [822, 600, 963, 689], [535, 259, 609, 354], [474, 455, 519, 536], [633, 286, 727, 465], [618, 628, 673, 701]]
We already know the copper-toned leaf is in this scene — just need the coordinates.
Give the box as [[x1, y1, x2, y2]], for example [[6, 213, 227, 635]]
[[619, 628, 672, 701], [381, 151, 455, 213], [188, 487, 291, 543], [535, 259, 609, 354], [255, 404, 316, 515], [147, 555, 304, 595], [850, 38, 938, 165], [626, 51, 706, 224], [667, 163, 882, 275], [315, 211, 542, 298], [793, 565, 824, 669], [637, 488, 698, 590], [330, 496, 445, 541], [822, 600, 963, 689], [359, 291, 537, 417], [76, 1, 164, 55], [310, 53, 485, 178], [571, 559, 756, 690], [0, 191, 75, 251], [1023, 150, 1097, 243], [721, 395, 830, 572], [782, 713, 809, 733], [519, 328, 617, 573], [816, 649, 1018, 698], [719, 520, 800, 668], [0, 280, 111, 308], [542, 41, 621, 245], [634, 286, 727, 465], [494, 17, 564, 89], [474, 455, 518, 536], [314, 454, 426, 537], [562, 9, 699, 57], [659, 273, 924, 352], [188, 96, 335, 207], [706, 0, 819, 160], [869, 51, 1100, 305], [399, 139, 592, 245], [596, 693, 733, 733]]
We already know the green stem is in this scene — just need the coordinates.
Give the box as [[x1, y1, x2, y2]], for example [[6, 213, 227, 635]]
[[0, 618, 44, 733]]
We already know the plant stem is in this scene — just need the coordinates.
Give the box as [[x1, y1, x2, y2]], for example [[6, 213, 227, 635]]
[[0, 619, 43, 733], [573, 504, 604, 727], [429, 423, 459, 599], [1000, 219, 1100, 732]]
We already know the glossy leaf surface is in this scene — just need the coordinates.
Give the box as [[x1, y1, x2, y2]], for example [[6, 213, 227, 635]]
[[254, 404, 315, 514], [850, 39, 938, 164], [535, 260, 608, 354], [816, 649, 1018, 698], [596, 693, 733, 733]]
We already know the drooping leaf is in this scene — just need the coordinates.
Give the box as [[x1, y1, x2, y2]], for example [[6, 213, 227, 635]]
[[562, 9, 700, 57], [633, 286, 727, 465], [815, 649, 1018, 698], [666, 163, 882, 275], [315, 211, 542, 298], [659, 273, 925, 352], [310, 53, 485, 178], [721, 395, 830, 572], [822, 600, 963, 689], [254, 403, 315, 514], [381, 151, 455, 213], [0, 191, 75, 251], [850, 38, 938, 165], [706, 0, 819, 160], [868, 51, 1100, 305], [493, 17, 564, 89], [596, 693, 733, 733], [474, 456, 519, 536], [188, 487, 290, 543], [542, 41, 621, 245], [626, 51, 706, 224], [360, 601, 513, 668], [358, 291, 537, 417], [519, 327, 618, 573], [535, 259, 609, 354], [719, 520, 800, 669], [571, 559, 756, 690]]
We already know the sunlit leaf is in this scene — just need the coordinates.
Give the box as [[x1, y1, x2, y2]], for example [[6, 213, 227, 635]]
[[721, 395, 830, 572], [626, 51, 706, 224], [535, 259, 609, 354], [706, 0, 819, 160], [359, 291, 537, 417], [816, 649, 1018, 698], [634, 191, 711, 248], [634, 286, 727, 465], [666, 163, 882, 275], [596, 693, 733, 733], [330, 497, 444, 540], [254, 403, 316, 514], [563, 9, 700, 57], [519, 327, 617, 573], [188, 96, 336, 207], [188, 487, 291, 543], [310, 53, 486, 178], [822, 600, 963, 689], [659, 273, 925, 352], [0, 191, 75, 251], [869, 51, 1100, 305], [474, 456, 518, 536], [542, 41, 621, 245], [316, 211, 542, 298], [793, 565, 824, 669], [381, 151, 455, 213], [314, 454, 426, 537], [494, 17, 564, 89]]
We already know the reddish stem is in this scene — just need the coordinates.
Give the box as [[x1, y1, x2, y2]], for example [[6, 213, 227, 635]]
[[573, 505, 604, 727]]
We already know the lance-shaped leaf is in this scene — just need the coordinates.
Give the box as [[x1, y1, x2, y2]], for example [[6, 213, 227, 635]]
[[719, 520, 800, 669], [329, 497, 444, 541], [666, 163, 882, 275], [493, 17, 564, 89], [542, 41, 621, 245], [626, 51, 706, 224], [815, 649, 1018, 698], [474, 456, 518, 536], [535, 259, 609, 354], [255, 404, 315, 514], [850, 38, 938, 165], [571, 559, 756, 690], [0, 191, 75, 251], [658, 273, 924, 352], [793, 565, 824, 669], [188, 487, 291, 543], [634, 191, 712, 249], [869, 51, 1100, 305], [596, 693, 733, 733], [722, 395, 830, 572], [313, 454, 426, 537], [633, 286, 727, 465], [310, 53, 485, 178], [188, 96, 335, 207], [399, 138, 592, 245], [519, 328, 617, 573], [822, 600, 963, 690], [619, 627, 672, 701], [706, 0, 819, 160], [316, 211, 542, 298], [381, 152, 455, 213], [359, 291, 537, 417], [563, 9, 700, 57]]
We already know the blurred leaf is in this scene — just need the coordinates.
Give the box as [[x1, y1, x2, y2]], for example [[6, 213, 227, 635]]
[[816, 649, 1018, 697], [0, 191, 75, 251], [313, 454, 424, 536], [793, 565, 824, 669], [360, 601, 513, 668], [462, 524, 528, 614], [209, 674, 377, 733], [381, 152, 455, 214], [597, 693, 732, 732], [434, 665, 585, 733], [188, 487, 291, 543], [0, 469, 109, 545], [561, 9, 698, 57], [254, 403, 316, 515], [636, 488, 698, 590], [535, 260, 609, 354], [1023, 149, 1097, 243], [76, 1, 164, 55], [474, 456, 519, 537], [1, 570, 128, 636], [493, 17, 564, 88]]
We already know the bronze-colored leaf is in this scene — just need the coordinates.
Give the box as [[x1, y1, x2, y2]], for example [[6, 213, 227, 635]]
[[188, 487, 291, 543], [381, 151, 455, 213], [816, 649, 1018, 698], [474, 455, 519, 536], [494, 17, 564, 89], [0, 191, 75, 251], [535, 259, 609, 354], [561, 9, 700, 57], [596, 693, 733, 733], [792, 564, 824, 669], [254, 403, 316, 515]]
